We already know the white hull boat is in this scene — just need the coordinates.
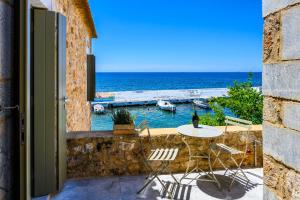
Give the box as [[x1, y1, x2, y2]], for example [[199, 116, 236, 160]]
[[93, 104, 105, 114], [157, 100, 176, 112], [193, 100, 209, 109]]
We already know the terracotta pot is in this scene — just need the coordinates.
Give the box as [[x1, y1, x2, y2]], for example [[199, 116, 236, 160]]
[[113, 123, 136, 135]]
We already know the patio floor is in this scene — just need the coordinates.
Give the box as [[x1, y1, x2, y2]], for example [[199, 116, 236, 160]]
[[36, 168, 263, 200]]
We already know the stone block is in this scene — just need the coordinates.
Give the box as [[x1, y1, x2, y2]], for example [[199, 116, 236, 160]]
[[264, 155, 300, 199], [263, 186, 280, 200], [263, 123, 300, 172], [263, 12, 281, 63], [282, 5, 300, 60], [282, 101, 300, 131], [263, 97, 282, 124], [263, 62, 300, 101], [0, 1, 13, 81], [263, 0, 300, 17]]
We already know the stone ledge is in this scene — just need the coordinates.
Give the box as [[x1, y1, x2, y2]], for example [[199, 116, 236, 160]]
[[67, 125, 262, 139]]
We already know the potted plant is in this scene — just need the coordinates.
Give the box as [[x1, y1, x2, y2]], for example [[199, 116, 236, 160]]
[[112, 108, 135, 135], [192, 111, 199, 128]]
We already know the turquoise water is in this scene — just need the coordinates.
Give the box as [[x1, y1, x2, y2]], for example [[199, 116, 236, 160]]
[[91, 103, 232, 130]]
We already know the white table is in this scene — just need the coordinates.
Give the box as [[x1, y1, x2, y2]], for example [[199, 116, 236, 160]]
[[177, 124, 223, 188], [177, 124, 223, 138]]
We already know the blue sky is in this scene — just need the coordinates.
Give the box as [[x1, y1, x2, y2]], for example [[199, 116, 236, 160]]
[[90, 0, 263, 72]]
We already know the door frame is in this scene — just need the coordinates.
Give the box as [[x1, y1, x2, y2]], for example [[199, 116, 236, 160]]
[[18, 0, 31, 199]]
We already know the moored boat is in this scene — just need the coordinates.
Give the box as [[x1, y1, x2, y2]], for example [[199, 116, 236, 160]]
[[157, 100, 176, 112], [93, 104, 105, 114], [193, 100, 209, 109]]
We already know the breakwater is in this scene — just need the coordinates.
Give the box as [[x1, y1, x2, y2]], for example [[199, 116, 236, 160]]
[[94, 88, 231, 107]]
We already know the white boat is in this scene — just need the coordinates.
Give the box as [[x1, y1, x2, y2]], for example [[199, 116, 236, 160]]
[[157, 100, 176, 112], [93, 104, 105, 114], [193, 100, 209, 109]]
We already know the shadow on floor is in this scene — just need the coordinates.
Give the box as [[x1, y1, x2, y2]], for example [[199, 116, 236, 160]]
[[161, 181, 192, 200], [137, 179, 193, 200], [33, 168, 263, 200], [196, 173, 259, 200]]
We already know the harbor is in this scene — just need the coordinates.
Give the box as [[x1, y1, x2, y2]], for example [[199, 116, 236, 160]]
[[92, 87, 260, 130]]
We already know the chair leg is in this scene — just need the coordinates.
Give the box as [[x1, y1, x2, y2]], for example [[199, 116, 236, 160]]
[[137, 177, 155, 194], [144, 161, 163, 180], [137, 169, 161, 194], [211, 149, 230, 174], [208, 151, 221, 189], [156, 176, 175, 200], [180, 157, 193, 182], [137, 161, 172, 196], [170, 172, 180, 184], [228, 156, 250, 191]]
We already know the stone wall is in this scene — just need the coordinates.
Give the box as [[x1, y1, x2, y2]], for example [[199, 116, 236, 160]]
[[0, 0, 18, 199], [55, 0, 92, 131], [66, 126, 262, 179], [263, 1, 300, 199]]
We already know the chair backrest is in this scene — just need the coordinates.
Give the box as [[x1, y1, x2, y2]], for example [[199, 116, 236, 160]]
[[136, 120, 150, 137], [224, 116, 253, 153], [225, 116, 252, 130], [136, 120, 153, 146]]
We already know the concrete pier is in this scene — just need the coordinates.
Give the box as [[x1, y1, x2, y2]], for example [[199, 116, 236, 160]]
[[94, 88, 230, 107]]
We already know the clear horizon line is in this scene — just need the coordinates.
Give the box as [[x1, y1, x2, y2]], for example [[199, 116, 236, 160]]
[[95, 71, 263, 73]]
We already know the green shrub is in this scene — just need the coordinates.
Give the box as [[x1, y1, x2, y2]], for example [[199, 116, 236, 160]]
[[199, 102, 225, 126], [199, 72, 263, 125], [112, 108, 134, 124]]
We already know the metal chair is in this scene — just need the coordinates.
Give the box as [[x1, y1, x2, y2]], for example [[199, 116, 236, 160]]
[[210, 116, 252, 190], [136, 120, 179, 199], [180, 137, 221, 188]]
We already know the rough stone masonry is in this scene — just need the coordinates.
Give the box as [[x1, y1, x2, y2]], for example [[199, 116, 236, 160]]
[[263, 0, 300, 199], [66, 126, 262, 179], [55, 0, 93, 131]]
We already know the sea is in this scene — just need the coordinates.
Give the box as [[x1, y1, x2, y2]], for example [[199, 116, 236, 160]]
[[96, 72, 262, 92], [92, 72, 262, 130]]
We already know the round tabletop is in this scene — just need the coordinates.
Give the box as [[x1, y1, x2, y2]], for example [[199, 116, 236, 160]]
[[177, 124, 223, 138]]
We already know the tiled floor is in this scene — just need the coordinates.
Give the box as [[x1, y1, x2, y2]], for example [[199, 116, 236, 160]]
[[35, 168, 263, 200]]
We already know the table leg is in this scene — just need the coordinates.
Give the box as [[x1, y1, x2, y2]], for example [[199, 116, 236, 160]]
[[180, 137, 221, 189], [208, 149, 221, 189]]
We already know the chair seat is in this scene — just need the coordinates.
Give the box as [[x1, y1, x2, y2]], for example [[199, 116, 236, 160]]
[[148, 148, 179, 161], [215, 143, 243, 155]]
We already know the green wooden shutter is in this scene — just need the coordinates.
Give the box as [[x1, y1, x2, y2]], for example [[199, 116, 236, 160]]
[[33, 10, 67, 197], [33, 9, 57, 196], [57, 13, 67, 191], [87, 54, 96, 101]]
